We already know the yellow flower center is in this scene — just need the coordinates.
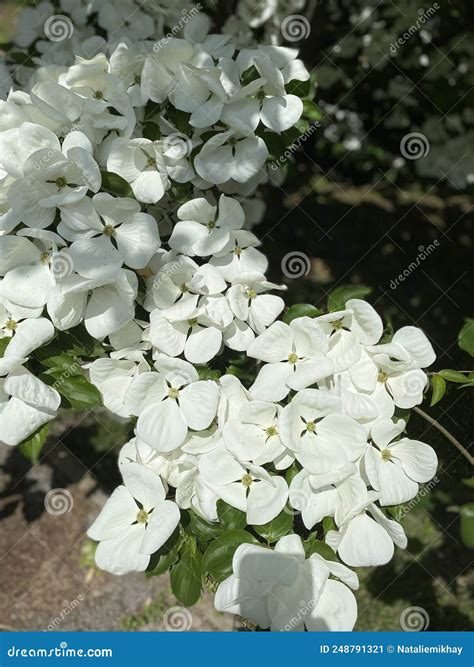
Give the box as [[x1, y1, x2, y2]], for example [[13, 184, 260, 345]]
[[288, 352, 299, 364], [136, 509, 149, 524], [246, 289, 257, 299], [207, 220, 216, 229], [55, 176, 67, 189], [103, 224, 116, 237], [381, 449, 392, 461], [306, 421, 316, 433], [4, 319, 17, 331], [377, 371, 388, 384], [146, 155, 157, 169], [241, 473, 253, 487], [330, 318, 344, 330], [265, 425, 278, 437], [188, 318, 198, 327], [168, 387, 179, 399], [40, 251, 50, 265]]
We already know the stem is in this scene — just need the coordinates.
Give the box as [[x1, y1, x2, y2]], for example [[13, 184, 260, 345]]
[[413, 406, 473, 465]]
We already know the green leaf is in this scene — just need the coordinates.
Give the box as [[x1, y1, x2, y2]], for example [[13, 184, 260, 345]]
[[322, 516, 336, 536], [41, 352, 80, 372], [430, 374, 446, 407], [438, 369, 469, 383], [183, 510, 223, 543], [0, 336, 10, 357], [327, 285, 372, 312], [195, 365, 222, 381], [170, 539, 202, 606], [216, 500, 247, 531], [49, 373, 102, 410], [303, 534, 337, 561], [462, 477, 474, 489], [458, 319, 474, 357], [460, 503, 474, 549], [253, 510, 293, 543], [387, 504, 406, 522], [285, 463, 300, 486], [147, 528, 182, 577], [303, 99, 323, 121], [283, 304, 323, 324], [18, 425, 48, 464], [202, 529, 259, 583], [142, 122, 161, 141], [100, 171, 134, 198], [285, 78, 311, 97]]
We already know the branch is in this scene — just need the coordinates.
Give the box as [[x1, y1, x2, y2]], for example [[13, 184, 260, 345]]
[[413, 406, 473, 465]]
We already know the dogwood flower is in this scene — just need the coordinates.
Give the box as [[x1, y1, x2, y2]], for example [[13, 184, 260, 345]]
[[106, 138, 169, 204], [325, 491, 407, 567], [200, 448, 288, 524], [209, 230, 267, 281], [364, 418, 438, 506], [124, 355, 219, 453], [280, 389, 367, 474], [169, 195, 245, 257], [248, 317, 334, 401], [87, 462, 180, 575], [1, 126, 101, 229], [215, 534, 358, 631], [223, 400, 293, 469], [0, 368, 61, 446]]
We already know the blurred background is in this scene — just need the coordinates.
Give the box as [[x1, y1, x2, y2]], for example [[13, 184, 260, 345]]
[[0, 0, 472, 632]]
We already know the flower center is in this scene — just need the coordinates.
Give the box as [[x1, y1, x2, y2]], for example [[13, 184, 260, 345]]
[[179, 283, 188, 293], [306, 421, 316, 433], [168, 387, 180, 399], [265, 425, 278, 437], [134, 75, 141, 85], [246, 289, 257, 299], [256, 89, 266, 101], [330, 318, 344, 330], [103, 224, 116, 237], [381, 449, 392, 461], [55, 176, 67, 189], [4, 319, 17, 331], [187, 317, 198, 327], [40, 251, 50, 265], [288, 352, 299, 364], [241, 473, 253, 487], [234, 245, 242, 257], [377, 371, 388, 384], [146, 155, 157, 169], [207, 220, 216, 230], [136, 509, 149, 524], [93, 90, 104, 100]]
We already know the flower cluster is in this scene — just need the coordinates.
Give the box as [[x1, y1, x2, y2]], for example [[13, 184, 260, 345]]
[[0, 1, 439, 632]]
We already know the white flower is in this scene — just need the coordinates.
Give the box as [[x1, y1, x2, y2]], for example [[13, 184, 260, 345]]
[[194, 129, 268, 185], [150, 294, 232, 364], [289, 463, 368, 529], [224, 272, 285, 351], [107, 138, 169, 204], [148, 257, 227, 310], [248, 317, 333, 401], [87, 462, 180, 575], [209, 230, 267, 281], [200, 448, 288, 524], [59, 193, 160, 280], [223, 399, 293, 469], [325, 491, 407, 567], [141, 38, 194, 104], [169, 195, 245, 257], [87, 355, 149, 419], [47, 269, 138, 339], [125, 355, 219, 453], [1, 125, 100, 229], [364, 418, 438, 506], [215, 534, 358, 631], [0, 368, 61, 447], [280, 389, 367, 474]]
